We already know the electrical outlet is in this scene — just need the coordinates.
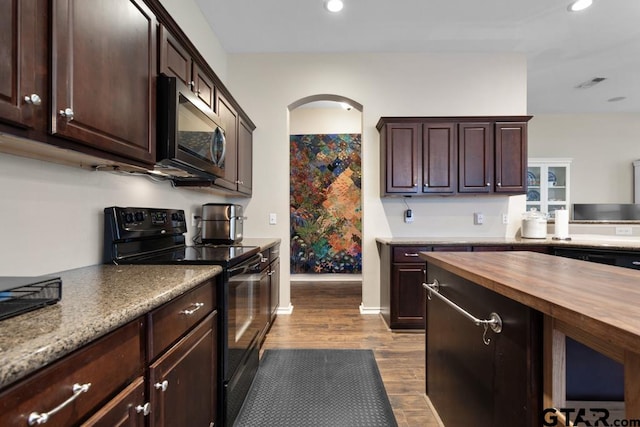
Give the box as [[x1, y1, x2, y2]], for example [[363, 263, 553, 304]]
[[616, 226, 632, 236], [473, 212, 484, 225], [269, 213, 277, 225], [502, 213, 509, 225], [404, 209, 414, 223]]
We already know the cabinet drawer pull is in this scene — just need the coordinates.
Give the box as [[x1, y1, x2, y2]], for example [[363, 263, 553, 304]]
[[154, 380, 169, 392], [179, 302, 204, 315], [404, 253, 420, 257], [632, 261, 640, 266], [28, 382, 91, 425], [135, 402, 151, 416]]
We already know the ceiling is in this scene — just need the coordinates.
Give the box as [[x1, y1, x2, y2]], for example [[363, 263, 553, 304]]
[[194, 0, 640, 114]]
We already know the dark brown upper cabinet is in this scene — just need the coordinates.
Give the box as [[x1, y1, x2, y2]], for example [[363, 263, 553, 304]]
[[0, 0, 46, 130], [380, 122, 420, 194], [494, 121, 528, 193], [215, 92, 239, 192], [378, 116, 531, 197], [458, 122, 493, 193], [423, 122, 457, 194], [208, 93, 253, 196], [51, 0, 157, 165], [159, 25, 215, 112], [237, 116, 254, 195]]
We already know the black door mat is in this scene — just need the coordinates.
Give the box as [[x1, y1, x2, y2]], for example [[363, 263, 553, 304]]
[[234, 349, 398, 427]]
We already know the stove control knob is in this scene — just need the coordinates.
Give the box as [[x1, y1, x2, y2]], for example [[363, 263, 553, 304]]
[[135, 212, 144, 222], [125, 213, 134, 223]]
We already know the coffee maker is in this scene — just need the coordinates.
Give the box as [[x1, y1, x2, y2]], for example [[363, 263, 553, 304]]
[[201, 203, 244, 244]]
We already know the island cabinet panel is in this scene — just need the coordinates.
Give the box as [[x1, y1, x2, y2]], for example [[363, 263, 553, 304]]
[[425, 265, 543, 427], [51, 0, 156, 165]]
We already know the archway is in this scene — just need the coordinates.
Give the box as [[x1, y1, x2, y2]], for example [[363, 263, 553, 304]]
[[287, 95, 363, 284]]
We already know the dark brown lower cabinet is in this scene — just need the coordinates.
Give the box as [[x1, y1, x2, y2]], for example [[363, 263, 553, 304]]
[[426, 265, 542, 427], [149, 311, 217, 427], [390, 264, 426, 329], [81, 377, 146, 427]]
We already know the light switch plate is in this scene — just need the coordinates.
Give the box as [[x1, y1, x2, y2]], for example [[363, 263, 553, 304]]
[[269, 213, 277, 225], [474, 212, 484, 225]]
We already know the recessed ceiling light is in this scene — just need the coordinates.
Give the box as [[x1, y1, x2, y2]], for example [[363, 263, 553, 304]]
[[608, 96, 627, 102], [324, 0, 344, 13], [568, 0, 593, 12]]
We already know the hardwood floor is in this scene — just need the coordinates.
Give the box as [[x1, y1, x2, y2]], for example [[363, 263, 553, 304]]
[[261, 281, 442, 427]]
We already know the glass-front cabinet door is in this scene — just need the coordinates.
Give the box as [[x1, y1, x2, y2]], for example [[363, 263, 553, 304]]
[[526, 158, 571, 219]]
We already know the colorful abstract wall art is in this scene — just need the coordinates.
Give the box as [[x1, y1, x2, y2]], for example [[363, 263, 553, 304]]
[[290, 134, 362, 274]]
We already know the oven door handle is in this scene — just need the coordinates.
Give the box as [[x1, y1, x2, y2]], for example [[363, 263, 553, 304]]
[[228, 253, 263, 276]]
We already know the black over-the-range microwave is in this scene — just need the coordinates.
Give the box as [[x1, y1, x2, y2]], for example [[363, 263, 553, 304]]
[[155, 73, 226, 180]]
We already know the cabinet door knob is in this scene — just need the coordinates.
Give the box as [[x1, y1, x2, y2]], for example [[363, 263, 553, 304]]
[[59, 108, 74, 121], [154, 380, 169, 392], [135, 402, 151, 416], [486, 182, 491, 187], [189, 81, 195, 88], [497, 182, 502, 187], [24, 94, 42, 106]]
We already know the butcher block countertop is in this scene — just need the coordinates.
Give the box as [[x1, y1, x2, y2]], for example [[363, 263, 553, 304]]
[[0, 264, 222, 390], [420, 251, 640, 355]]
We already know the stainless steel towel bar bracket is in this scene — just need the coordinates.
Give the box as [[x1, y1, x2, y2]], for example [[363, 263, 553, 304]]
[[423, 279, 503, 345]]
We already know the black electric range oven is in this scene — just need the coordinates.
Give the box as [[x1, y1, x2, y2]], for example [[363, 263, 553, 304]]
[[103, 206, 264, 427]]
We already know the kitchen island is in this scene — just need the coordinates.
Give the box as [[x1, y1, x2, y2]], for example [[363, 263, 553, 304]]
[[420, 250, 640, 426]]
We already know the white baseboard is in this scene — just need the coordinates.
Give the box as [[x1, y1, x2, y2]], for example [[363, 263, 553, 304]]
[[276, 304, 294, 315], [359, 303, 381, 315], [291, 273, 362, 282]]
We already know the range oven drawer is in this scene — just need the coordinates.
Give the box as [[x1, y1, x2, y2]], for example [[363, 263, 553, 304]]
[[147, 279, 216, 361]]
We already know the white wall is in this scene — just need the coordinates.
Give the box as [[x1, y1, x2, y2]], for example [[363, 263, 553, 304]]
[[290, 107, 362, 135], [528, 113, 640, 204], [0, 152, 234, 275], [226, 52, 528, 310]]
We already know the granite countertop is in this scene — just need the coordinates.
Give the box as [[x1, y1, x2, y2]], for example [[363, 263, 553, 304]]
[[0, 264, 222, 390], [241, 237, 281, 252], [376, 235, 640, 251]]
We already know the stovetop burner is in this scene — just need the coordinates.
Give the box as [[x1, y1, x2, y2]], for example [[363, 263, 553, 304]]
[[103, 206, 260, 267]]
